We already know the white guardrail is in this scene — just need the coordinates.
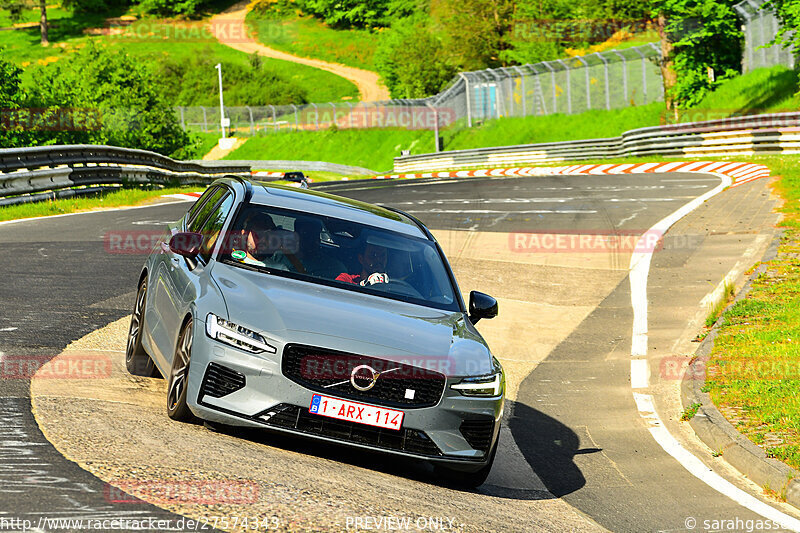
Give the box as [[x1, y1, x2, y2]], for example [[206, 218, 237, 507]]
[[394, 112, 800, 172]]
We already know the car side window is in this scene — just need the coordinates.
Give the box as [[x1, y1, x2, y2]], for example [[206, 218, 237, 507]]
[[198, 192, 235, 262], [188, 187, 225, 233]]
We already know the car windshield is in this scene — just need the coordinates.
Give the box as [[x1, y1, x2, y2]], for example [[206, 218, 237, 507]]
[[218, 204, 461, 312]]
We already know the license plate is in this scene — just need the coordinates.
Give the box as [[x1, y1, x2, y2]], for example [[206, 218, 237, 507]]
[[309, 394, 404, 431]]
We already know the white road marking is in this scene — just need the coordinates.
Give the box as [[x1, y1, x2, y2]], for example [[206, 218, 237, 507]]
[[629, 173, 800, 531], [0, 327, 17, 332], [404, 209, 598, 214], [390, 197, 686, 205], [630, 359, 649, 388], [0, 200, 189, 227], [660, 178, 719, 182]]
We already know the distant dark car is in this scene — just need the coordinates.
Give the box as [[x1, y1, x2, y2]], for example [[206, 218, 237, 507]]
[[283, 171, 309, 188]]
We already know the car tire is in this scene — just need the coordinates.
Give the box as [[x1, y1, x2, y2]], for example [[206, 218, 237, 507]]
[[167, 318, 196, 422], [435, 428, 499, 489], [126, 277, 159, 378]]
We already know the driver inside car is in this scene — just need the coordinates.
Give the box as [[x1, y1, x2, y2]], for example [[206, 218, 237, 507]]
[[336, 242, 390, 286]]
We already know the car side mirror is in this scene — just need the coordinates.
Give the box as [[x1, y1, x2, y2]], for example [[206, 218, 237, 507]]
[[469, 291, 498, 324], [169, 232, 203, 259]]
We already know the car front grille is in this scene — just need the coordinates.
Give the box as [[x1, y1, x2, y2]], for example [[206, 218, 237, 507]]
[[281, 344, 446, 408], [459, 416, 495, 453], [200, 362, 246, 399], [257, 404, 443, 457]]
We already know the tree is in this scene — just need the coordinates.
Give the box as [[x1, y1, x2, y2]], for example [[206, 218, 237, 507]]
[[651, 0, 742, 111], [28, 43, 194, 157], [764, 0, 800, 54], [432, 0, 515, 70], [375, 15, 457, 97], [38, 0, 47, 46]]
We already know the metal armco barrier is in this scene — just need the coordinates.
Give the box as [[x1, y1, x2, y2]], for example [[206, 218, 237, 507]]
[[0, 145, 251, 199], [393, 112, 800, 172], [198, 160, 381, 176]]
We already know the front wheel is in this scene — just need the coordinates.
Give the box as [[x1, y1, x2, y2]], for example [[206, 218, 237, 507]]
[[126, 277, 158, 377], [434, 429, 499, 489], [167, 318, 196, 422]]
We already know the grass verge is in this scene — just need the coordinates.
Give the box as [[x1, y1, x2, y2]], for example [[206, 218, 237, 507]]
[[246, 12, 379, 71], [702, 155, 800, 471], [224, 129, 435, 172], [0, 186, 198, 222]]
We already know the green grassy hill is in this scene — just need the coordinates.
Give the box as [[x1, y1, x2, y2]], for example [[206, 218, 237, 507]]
[[0, 4, 358, 103], [223, 65, 800, 170]]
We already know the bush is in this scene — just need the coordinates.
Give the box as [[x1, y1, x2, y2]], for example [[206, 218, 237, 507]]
[[28, 43, 195, 158], [137, 0, 209, 17], [61, 0, 135, 14], [0, 51, 32, 148], [153, 49, 310, 106]]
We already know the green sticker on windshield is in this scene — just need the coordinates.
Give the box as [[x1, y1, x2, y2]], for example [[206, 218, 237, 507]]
[[232, 250, 246, 261]]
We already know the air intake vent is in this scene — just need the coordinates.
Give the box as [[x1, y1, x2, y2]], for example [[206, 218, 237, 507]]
[[200, 363, 246, 399], [459, 417, 495, 453]]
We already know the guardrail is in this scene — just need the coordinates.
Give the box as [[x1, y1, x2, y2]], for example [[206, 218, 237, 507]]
[[196, 160, 382, 176], [0, 145, 251, 201], [394, 111, 800, 172]]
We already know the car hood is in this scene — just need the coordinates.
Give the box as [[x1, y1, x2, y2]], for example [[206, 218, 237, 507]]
[[211, 263, 494, 377]]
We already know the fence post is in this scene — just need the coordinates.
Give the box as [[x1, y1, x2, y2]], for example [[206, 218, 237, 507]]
[[758, 8, 767, 67], [245, 106, 254, 136], [202, 106, 209, 132], [772, 14, 781, 65], [330, 102, 336, 128], [594, 52, 611, 110], [556, 59, 571, 114], [425, 102, 439, 153], [512, 66, 526, 117], [269, 105, 276, 133], [291, 104, 298, 131], [542, 61, 557, 114], [311, 103, 319, 130], [178, 106, 185, 130], [613, 50, 628, 105], [633, 46, 647, 104], [458, 73, 472, 128], [648, 43, 663, 98], [575, 56, 590, 111]]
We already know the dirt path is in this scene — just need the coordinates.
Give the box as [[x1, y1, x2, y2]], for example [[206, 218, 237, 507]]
[[210, 1, 390, 102]]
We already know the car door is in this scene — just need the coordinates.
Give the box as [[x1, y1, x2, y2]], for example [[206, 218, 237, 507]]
[[149, 186, 226, 365]]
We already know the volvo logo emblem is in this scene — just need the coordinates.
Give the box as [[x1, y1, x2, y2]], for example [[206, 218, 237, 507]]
[[350, 365, 378, 391]]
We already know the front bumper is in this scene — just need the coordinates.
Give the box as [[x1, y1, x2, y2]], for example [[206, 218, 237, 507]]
[[185, 328, 503, 469]]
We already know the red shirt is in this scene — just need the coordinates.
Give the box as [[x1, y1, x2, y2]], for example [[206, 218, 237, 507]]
[[335, 273, 362, 284]]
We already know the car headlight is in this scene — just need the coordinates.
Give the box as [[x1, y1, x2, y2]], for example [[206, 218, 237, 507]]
[[451, 372, 503, 397], [205, 313, 276, 354]]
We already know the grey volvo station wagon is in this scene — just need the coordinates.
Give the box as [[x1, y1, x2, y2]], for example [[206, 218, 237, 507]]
[[126, 176, 504, 487]]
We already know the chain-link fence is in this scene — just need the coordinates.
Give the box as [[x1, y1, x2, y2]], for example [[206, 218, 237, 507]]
[[734, 0, 795, 72], [177, 43, 664, 137]]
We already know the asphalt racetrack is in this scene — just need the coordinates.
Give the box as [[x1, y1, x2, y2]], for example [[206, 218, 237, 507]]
[[0, 173, 794, 532]]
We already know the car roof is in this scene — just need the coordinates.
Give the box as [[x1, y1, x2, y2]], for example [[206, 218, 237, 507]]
[[223, 177, 429, 239]]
